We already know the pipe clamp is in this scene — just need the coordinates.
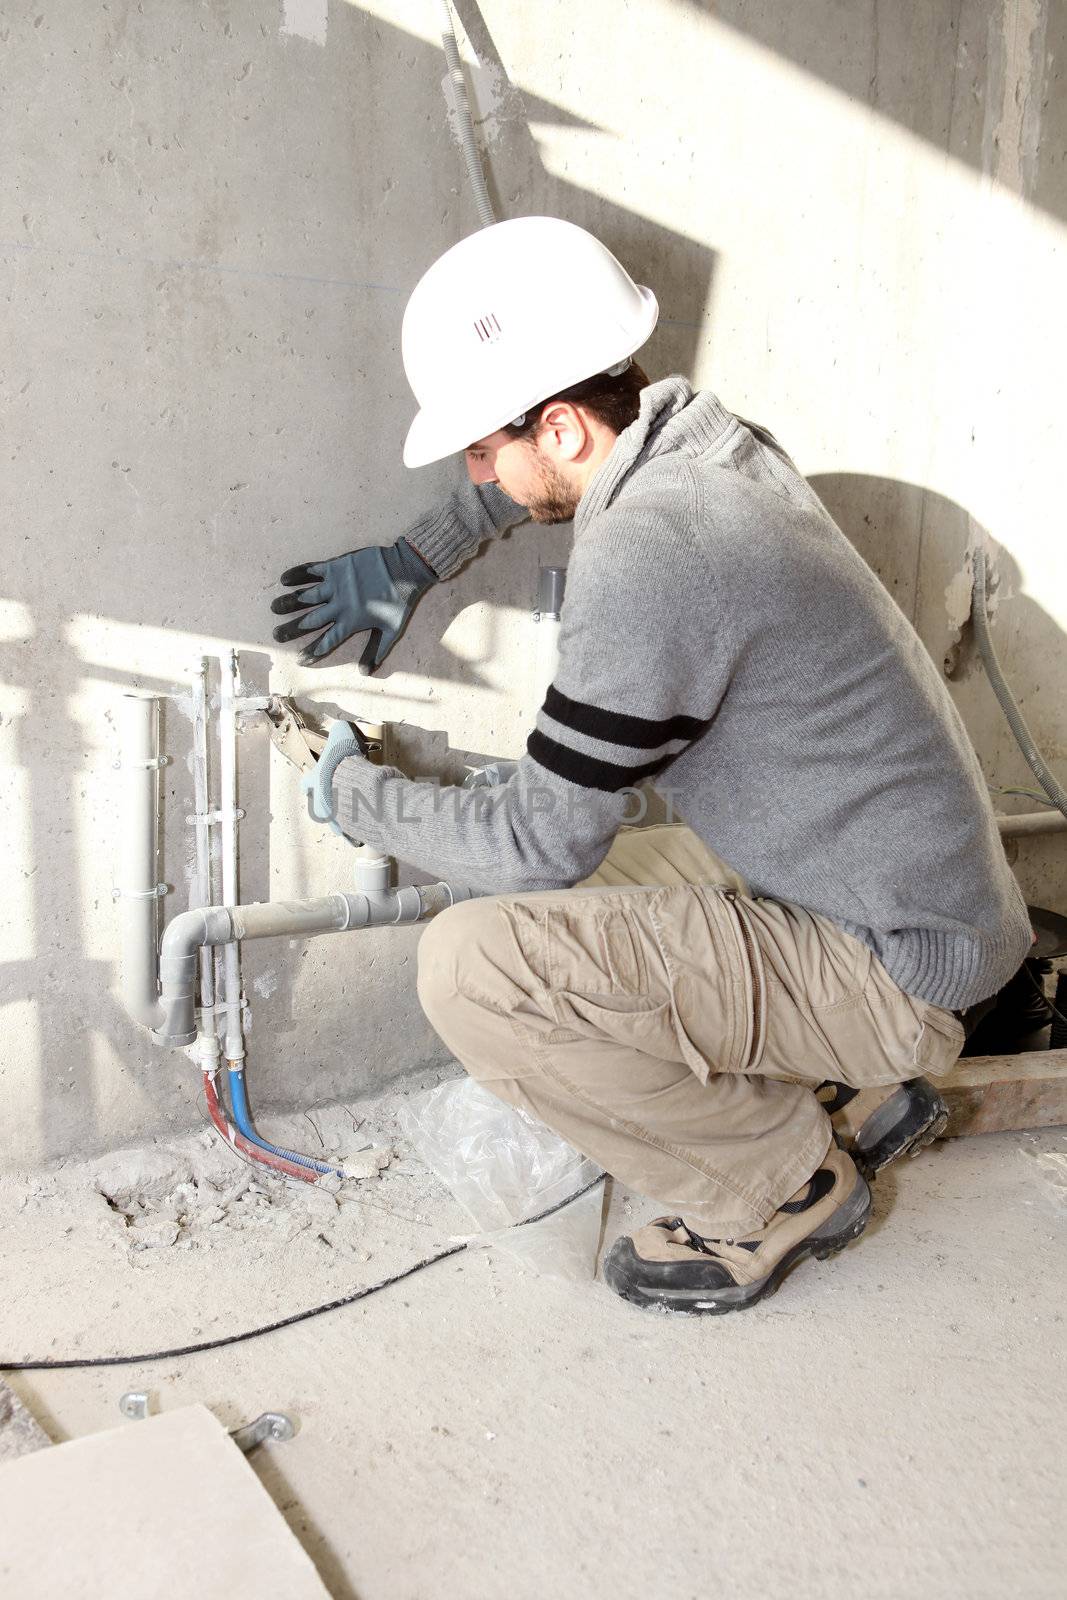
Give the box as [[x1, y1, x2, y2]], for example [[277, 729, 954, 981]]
[[231, 1412, 296, 1453], [197, 998, 249, 1019], [113, 755, 169, 770], [112, 883, 168, 900]]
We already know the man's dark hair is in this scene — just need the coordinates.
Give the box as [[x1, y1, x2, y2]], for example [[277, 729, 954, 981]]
[[503, 361, 650, 443]]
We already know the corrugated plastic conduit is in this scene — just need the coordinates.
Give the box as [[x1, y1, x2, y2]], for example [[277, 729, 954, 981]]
[[437, 0, 496, 228], [972, 547, 1067, 821]]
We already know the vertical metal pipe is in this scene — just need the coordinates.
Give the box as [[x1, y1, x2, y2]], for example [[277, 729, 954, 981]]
[[116, 693, 166, 1029], [218, 650, 245, 1064], [190, 660, 220, 1070]]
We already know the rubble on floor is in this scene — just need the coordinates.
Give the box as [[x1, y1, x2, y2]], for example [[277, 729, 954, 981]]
[[0, 1082, 472, 1365]]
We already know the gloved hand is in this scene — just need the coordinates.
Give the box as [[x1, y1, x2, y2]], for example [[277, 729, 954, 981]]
[[299, 719, 372, 835], [271, 538, 437, 672]]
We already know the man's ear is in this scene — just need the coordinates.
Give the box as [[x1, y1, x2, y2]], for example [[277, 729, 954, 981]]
[[538, 401, 587, 463]]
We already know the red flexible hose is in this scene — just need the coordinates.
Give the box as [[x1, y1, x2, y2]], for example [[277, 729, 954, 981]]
[[202, 1072, 321, 1184]]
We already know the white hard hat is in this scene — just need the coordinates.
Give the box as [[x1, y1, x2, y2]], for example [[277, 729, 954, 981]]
[[401, 216, 659, 468]]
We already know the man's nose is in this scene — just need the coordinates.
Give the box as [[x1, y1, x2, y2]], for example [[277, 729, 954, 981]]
[[465, 450, 498, 486]]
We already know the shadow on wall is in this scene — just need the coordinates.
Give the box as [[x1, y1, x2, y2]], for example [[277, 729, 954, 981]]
[[810, 472, 1067, 909], [290, 0, 720, 686], [5, 1, 1063, 1164], [0, 0, 718, 1163], [672, 0, 1066, 228], [442, 0, 717, 374]]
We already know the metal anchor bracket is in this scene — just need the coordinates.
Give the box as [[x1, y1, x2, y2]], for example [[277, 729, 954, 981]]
[[111, 883, 168, 901], [230, 1412, 296, 1453], [119, 1392, 295, 1452]]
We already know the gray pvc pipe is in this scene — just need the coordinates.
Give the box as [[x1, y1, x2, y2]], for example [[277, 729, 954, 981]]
[[996, 810, 1067, 837], [537, 566, 567, 620], [151, 884, 476, 1048], [116, 679, 477, 1049], [116, 694, 167, 1033]]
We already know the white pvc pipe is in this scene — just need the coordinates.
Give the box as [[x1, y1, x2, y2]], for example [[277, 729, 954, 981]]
[[533, 567, 564, 700], [218, 650, 245, 1064], [534, 613, 561, 699], [191, 660, 220, 1071], [351, 723, 391, 895], [353, 844, 391, 897], [116, 693, 166, 1031]]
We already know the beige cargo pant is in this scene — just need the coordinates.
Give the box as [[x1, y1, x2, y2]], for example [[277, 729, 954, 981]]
[[416, 824, 965, 1236]]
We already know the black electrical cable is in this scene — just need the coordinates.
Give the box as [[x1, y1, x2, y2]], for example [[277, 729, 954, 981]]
[[0, 1174, 606, 1373], [1022, 962, 1067, 1031]]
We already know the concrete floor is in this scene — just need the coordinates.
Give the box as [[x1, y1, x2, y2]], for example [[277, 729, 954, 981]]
[[6, 1124, 1065, 1600]]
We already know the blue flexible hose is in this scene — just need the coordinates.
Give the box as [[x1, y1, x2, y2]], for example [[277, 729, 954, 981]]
[[226, 1066, 344, 1179]]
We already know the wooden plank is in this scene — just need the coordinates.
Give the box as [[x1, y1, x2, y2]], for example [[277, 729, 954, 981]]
[[940, 1048, 1067, 1137], [0, 1404, 331, 1599]]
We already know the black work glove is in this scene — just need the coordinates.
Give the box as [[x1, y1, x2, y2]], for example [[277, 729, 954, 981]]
[[271, 538, 437, 672]]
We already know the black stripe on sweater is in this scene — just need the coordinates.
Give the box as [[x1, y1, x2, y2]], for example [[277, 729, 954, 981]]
[[543, 683, 710, 749], [527, 729, 675, 793]]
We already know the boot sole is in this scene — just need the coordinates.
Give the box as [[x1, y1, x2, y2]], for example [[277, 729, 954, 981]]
[[603, 1173, 872, 1316], [851, 1079, 948, 1180]]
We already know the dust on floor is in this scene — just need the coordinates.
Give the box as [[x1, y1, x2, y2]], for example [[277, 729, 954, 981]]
[[0, 1082, 474, 1364], [3, 1111, 1066, 1600]]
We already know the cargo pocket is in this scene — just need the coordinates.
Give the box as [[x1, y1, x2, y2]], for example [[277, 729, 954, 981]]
[[499, 895, 659, 1016], [534, 903, 648, 997], [912, 1004, 965, 1077], [503, 901, 636, 995], [649, 886, 753, 1082]]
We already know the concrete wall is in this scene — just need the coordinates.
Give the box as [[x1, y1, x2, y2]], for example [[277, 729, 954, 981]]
[[2, 0, 1064, 1165]]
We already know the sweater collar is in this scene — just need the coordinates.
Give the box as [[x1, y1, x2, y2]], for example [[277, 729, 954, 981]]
[[575, 376, 738, 528]]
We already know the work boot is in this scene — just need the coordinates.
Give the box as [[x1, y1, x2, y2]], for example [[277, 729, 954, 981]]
[[816, 1077, 947, 1177], [603, 1143, 870, 1315]]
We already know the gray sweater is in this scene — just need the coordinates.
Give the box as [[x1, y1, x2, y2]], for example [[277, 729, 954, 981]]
[[332, 376, 1031, 1010]]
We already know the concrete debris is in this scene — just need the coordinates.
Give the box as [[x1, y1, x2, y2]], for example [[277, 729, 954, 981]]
[[1022, 1146, 1067, 1206], [0, 1380, 51, 1463], [342, 1146, 393, 1181], [0, 1082, 470, 1362], [129, 1218, 181, 1251], [58, 1124, 398, 1260], [300, 1189, 340, 1224]]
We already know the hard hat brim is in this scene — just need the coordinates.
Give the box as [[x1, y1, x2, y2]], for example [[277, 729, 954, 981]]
[[401, 286, 660, 468]]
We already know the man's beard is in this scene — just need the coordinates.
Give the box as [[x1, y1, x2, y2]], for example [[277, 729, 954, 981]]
[[521, 453, 581, 524]]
